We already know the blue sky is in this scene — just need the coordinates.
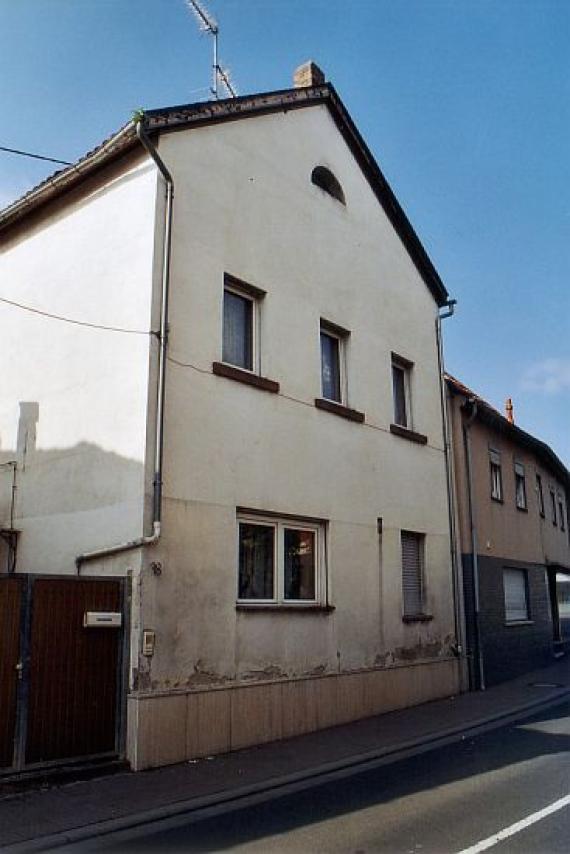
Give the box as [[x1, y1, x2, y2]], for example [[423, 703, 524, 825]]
[[1, 0, 569, 463]]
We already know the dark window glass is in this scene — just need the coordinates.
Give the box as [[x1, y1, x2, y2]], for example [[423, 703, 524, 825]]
[[551, 490, 557, 526], [284, 529, 316, 600], [536, 474, 545, 517], [392, 364, 407, 427], [238, 523, 274, 599], [321, 332, 341, 402], [223, 290, 253, 370], [559, 500, 566, 532]]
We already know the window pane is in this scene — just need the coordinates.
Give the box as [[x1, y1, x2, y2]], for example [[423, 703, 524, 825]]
[[504, 569, 528, 621], [402, 531, 423, 615], [490, 462, 502, 500], [515, 474, 527, 509], [392, 365, 407, 427], [223, 290, 253, 370], [284, 529, 316, 600], [321, 332, 341, 401], [238, 523, 274, 599]]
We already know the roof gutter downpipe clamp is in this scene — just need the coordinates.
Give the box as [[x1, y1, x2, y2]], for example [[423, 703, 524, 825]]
[[76, 118, 173, 572]]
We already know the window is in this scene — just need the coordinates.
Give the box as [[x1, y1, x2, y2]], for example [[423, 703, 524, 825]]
[[559, 496, 566, 532], [401, 531, 425, 617], [536, 474, 545, 517], [222, 275, 264, 372], [311, 166, 346, 205], [320, 322, 346, 403], [489, 449, 503, 502], [514, 462, 527, 510], [550, 489, 558, 526], [503, 568, 529, 622], [391, 354, 413, 429], [237, 513, 325, 605]]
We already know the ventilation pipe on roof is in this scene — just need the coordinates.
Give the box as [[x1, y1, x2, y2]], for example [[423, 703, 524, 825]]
[[436, 300, 467, 685], [76, 117, 173, 571]]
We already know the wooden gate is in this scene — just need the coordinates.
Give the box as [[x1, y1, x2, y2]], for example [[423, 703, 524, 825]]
[[0, 576, 124, 772], [0, 578, 23, 768]]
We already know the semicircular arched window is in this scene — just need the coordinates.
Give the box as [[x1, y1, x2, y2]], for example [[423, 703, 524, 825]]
[[311, 166, 346, 205]]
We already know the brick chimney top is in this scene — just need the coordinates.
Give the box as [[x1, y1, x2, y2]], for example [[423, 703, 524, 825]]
[[293, 61, 326, 88], [505, 397, 514, 424]]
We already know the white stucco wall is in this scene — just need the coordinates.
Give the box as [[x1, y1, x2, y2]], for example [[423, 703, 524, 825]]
[[135, 105, 456, 693], [0, 153, 158, 574]]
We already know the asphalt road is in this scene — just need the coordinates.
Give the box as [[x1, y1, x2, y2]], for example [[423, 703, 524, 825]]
[[86, 702, 569, 854]]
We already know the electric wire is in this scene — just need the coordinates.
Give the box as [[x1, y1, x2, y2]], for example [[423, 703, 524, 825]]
[[0, 294, 151, 335], [0, 145, 72, 166]]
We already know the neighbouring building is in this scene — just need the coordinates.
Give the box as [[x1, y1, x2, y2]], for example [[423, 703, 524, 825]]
[[446, 374, 570, 689], [0, 63, 461, 773]]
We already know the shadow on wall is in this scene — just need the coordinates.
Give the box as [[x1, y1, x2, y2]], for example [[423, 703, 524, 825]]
[[0, 401, 144, 525]]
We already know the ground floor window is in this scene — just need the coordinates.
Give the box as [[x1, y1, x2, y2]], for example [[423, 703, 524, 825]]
[[401, 530, 425, 616], [237, 513, 325, 605], [503, 568, 529, 622]]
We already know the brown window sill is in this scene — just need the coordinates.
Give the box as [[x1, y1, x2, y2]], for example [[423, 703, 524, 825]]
[[212, 362, 279, 393], [236, 603, 335, 613], [390, 423, 428, 445], [315, 398, 365, 423], [516, 505, 529, 513], [402, 613, 433, 623]]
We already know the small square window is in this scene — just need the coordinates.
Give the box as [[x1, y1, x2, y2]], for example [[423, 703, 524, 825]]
[[237, 513, 325, 605], [391, 355, 413, 429], [490, 449, 503, 502], [514, 462, 527, 510], [401, 530, 425, 617], [536, 474, 545, 517], [320, 321, 347, 403], [503, 568, 529, 622]]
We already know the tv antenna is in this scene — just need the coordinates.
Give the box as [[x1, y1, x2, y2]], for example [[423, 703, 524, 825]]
[[185, 0, 238, 99]]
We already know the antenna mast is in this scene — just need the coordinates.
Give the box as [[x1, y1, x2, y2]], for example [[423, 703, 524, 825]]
[[185, 0, 237, 99]]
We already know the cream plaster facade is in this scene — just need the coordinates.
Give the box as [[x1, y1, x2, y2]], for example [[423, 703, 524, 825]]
[[1, 97, 459, 769]]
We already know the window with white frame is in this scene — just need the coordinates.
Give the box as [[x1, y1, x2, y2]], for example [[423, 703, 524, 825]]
[[391, 354, 412, 429], [401, 531, 425, 616], [514, 461, 527, 510], [489, 449, 503, 502], [320, 322, 346, 403], [222, 275, 263, 372], [503, 568, 529, 622], [237, 513, 325, 604]]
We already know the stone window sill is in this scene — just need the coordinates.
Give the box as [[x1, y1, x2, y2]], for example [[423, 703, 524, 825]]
[[314, 398, 365, 423], [390, 423, 428, 445], [236, 604, 335, 613], [504, 619, 534, 627], [212, 362, 279, 393], [402, 613, 433, 624]]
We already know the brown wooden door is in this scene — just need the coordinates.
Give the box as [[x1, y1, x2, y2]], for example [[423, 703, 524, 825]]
[[0, 578, 23, 768], [25, 578, 122, 765]]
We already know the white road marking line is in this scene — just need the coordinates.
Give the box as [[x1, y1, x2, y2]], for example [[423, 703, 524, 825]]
[[456, 793, 570, 854]]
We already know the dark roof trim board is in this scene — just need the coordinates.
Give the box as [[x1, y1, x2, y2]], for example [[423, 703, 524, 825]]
[[446, 373, 570, 488], [0, 83, 448, 306]]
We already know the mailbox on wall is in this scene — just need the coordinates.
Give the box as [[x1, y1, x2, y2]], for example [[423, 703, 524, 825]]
[[83, 611, 122, 628]]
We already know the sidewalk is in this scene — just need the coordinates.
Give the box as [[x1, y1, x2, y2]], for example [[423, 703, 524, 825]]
[[1, 659, 568, 851]]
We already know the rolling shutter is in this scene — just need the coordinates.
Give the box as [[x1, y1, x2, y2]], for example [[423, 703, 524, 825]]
[[402, 531, 423, 616]]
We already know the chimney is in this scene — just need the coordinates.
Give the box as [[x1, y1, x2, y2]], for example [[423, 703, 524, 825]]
[[293, 61, 325, 89], [505, 398, 514, 424]]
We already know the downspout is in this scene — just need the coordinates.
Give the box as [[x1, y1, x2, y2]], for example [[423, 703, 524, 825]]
[[76, 117, 173, 571], [462, 399, 486, 690], [435, 300, 465, 670]]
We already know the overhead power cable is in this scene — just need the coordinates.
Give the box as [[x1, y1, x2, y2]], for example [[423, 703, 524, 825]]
[[0, 145, 72, 166], [0, 294, 151, 335]]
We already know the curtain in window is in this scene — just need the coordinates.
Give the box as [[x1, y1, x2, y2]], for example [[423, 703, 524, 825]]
[[223, 290, 252, 370], [284, 529, 315, 600], [321, 333, 340, 401], [238, 524, 274, 599], [392, 365, 407, 427]]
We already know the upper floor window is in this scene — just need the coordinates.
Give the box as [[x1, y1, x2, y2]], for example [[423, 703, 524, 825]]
[[559, 496, 566, 532], [514, 462, 527, 511], [550, 488, 558, 526], [536, 473, 545, 517], [320, 321, 347, 403], [311, 166, 346, 205], [222, 275, 264, 373], [392, 354, 413, 429], [489, 449, 503, 502]]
